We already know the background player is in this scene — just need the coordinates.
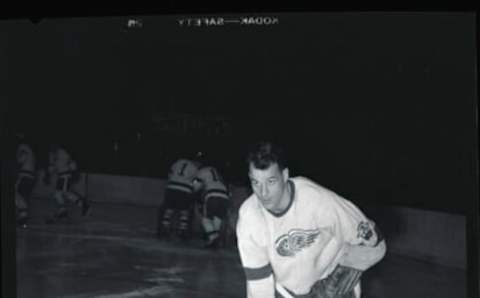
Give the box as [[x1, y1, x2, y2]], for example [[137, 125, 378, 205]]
[[192, 165, 231, 249], [157, 156, 201, 240], [15, 139, 37, 227], [45, 144, 90, 222]]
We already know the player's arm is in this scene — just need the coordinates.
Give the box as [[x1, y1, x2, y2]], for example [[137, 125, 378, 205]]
[[339, 220, 386, 271], [183, 160, 200, 181], [168, 160, 181, 179], [330, 217, 386, 297], [311, 197, 385, 298], [311, 223, 346, 279], [236, 210, 275, 298], [334, 197, 386, 271]]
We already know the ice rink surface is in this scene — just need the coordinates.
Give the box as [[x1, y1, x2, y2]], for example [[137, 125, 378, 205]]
[[16, 199, 466, 298]]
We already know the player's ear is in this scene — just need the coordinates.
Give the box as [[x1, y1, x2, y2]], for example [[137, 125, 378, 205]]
[[282, 167, 289, 182]]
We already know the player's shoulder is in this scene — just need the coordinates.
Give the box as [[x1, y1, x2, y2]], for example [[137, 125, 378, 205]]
[[291, 176, 330, 194], [172, 158, 191, 166], [238, 194, 262, 220], [198, 165, 214, 173], [291, 176, 339, 205], [237, 194, 266, 234]]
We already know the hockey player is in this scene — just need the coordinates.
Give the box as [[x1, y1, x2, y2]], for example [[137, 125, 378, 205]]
[[236, 141, 386, 298], [192, 166, 230, 249], [46, 144, 90, 222], [157, 157, 200, 240], [15, 141, 36, 227]]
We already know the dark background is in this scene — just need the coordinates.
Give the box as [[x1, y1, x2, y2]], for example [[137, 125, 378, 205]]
[[1, 12, 477, 214]]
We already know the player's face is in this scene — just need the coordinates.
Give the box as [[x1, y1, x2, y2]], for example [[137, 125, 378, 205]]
[[248, 162, 289, 213]]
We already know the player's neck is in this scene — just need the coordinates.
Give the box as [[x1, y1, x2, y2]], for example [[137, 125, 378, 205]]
[[270, 180, 293, 216]]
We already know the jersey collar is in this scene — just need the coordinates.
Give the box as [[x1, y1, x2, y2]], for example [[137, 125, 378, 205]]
[[268, 179, 295, 217]]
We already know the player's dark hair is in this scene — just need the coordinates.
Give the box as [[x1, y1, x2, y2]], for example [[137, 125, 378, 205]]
[[246, 141, 288, 170]]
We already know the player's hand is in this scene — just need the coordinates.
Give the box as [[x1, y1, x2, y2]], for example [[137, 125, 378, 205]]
[[310, 265, 362, 298], [332, 265, 362, 296]]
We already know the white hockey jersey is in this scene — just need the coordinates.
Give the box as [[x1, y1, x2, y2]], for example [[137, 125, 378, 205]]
[[236, 177, 386, 298], [196, 166, 229, 200], [49, 147, 76, 176], [167, 158, 200, 194]]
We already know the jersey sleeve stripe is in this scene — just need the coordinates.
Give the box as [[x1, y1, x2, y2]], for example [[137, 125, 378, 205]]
[[167, 181, 194, 193], [205, 189, 230, 200], [243, 263, 273, 281]]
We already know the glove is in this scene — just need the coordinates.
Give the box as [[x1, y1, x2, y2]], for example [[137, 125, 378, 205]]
[[331, 265, 362, 296], [310, 265, 361, 298]]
